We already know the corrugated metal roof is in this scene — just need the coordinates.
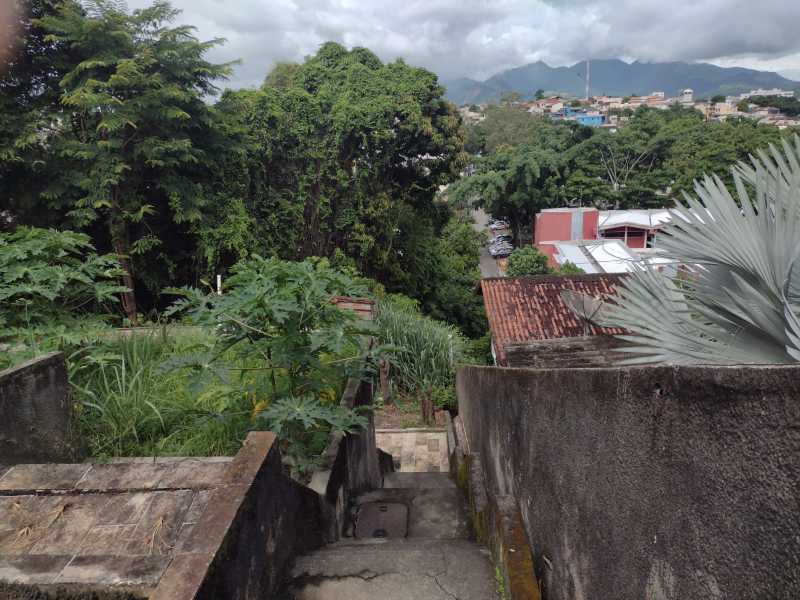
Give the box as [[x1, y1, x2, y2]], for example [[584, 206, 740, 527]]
[[598, 209, 671, 230], [480, 274, 627, 366], [552, 240, 640, 274]]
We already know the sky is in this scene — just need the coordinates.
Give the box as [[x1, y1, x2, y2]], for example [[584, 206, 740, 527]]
[[126, 0, 800, 90]]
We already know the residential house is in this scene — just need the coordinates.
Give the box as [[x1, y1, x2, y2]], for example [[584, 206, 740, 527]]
[[480, 274, 625, 366]]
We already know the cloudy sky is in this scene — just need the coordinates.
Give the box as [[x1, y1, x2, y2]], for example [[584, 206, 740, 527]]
[[127, 0, 800, 89]]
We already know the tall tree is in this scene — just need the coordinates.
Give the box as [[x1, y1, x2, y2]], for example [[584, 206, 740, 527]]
[[221, 42, 467, 285], [37, 0, 231, 322], [0, 0, 81, 223]]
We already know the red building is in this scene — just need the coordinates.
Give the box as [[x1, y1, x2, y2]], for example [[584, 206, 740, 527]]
[[534, 207, 671, 261]]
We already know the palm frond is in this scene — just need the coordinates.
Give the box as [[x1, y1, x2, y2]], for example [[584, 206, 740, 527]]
[[599, 135, 800, 365]]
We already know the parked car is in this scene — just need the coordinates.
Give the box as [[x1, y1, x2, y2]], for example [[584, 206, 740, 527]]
[[491, 234, 512, 243], [489, 241, 514, 258], [488, 219, 510, 230]]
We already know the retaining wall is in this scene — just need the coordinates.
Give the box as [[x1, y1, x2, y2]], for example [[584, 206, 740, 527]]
[[456, 364, 800, 600], [0, 353, 82, 463]]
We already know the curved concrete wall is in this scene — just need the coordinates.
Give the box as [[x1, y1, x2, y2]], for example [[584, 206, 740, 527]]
[[456, 364, 800, 600]]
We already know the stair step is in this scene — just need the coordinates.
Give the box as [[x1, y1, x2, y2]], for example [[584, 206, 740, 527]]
[[355, 487, 470, 540], [287, 538, 498, 600], [383, 471, 456, 489]]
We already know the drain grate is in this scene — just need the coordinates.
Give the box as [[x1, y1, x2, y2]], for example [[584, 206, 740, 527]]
[[354, 502, 408, 539]]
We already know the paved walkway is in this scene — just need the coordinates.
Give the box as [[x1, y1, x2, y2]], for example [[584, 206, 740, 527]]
[[375, 430, 448, 473]]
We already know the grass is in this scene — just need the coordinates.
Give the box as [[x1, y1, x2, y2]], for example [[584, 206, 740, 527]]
[[71, 329, 270, 458]]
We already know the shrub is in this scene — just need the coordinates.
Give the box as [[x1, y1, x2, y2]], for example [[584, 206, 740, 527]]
[[375, 296, 465, 422], [505, 246, 552, 277], [0, 227, 126, 369]]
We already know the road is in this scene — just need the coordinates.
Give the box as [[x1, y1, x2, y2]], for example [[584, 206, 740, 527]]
[[472, 208, 502, 278]]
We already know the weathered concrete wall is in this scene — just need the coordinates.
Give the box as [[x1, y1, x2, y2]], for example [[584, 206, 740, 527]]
[[151, 432, 326, 600], [503, 335, 626, 369], [309, 377, 386, 540], [456, 364, 800, 600], [0, 353, 82, 463]]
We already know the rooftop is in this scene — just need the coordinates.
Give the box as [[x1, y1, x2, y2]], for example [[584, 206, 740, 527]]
[[480, 274, 626, 365]]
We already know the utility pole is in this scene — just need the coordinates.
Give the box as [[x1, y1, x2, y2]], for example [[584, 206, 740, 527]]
[[585, 59, 591, 101]]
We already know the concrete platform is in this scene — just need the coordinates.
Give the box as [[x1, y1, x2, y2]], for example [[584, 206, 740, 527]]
[[356, 487, 470, 540], [0, 458, 233, 595], [288, 538, 497, 600], [286, 470, 498, 599]]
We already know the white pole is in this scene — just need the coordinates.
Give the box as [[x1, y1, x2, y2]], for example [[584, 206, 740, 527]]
[[216, 274, 222, 295]]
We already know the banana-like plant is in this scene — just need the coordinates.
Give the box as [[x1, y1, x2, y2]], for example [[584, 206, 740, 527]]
[[595, 135, 800, 365]]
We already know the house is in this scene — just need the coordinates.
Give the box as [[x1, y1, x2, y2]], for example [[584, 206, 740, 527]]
[[534, 207, 672, 251], [480, 274, 626, 365]]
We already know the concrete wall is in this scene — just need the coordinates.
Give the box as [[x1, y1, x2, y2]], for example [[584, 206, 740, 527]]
[[0, 353, 82, 463], [151, 432, 326, 600], [456, 364, 800, 600]]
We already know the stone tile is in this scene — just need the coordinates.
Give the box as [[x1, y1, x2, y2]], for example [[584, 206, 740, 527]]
[[28, 494, 110, 555], [76, 463, 172, 491], [94, 492, 154, 526], [183, 489, 212, 524], [78, 524, 137, 556], [56, 555, 170, 587], [427, 438, 440, 452], [0, 464, 90, 491], [0, 555, 71, 585], [158, 461, 230, 489], [0, 465, 11, 481], [125, 490, 193, 556], [0, 496, 73, 555]]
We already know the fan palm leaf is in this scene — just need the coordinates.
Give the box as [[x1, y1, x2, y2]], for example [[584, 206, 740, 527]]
[[601, 135, 800, 364]]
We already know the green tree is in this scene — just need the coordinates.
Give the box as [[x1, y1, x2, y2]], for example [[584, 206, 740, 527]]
[[449, 144, 564, 243], [505, 246, 552, 277], [214, 43, 468, 319], [0, 0, 81, 224], [37, 0, 232, 323], [710, 94, 726, 104], [534, 89, 545, 101], [500, 90, 521, 105]]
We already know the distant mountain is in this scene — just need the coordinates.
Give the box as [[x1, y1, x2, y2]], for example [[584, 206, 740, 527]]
[[442, 59, 800, 105], [781, 69, 800, 82]]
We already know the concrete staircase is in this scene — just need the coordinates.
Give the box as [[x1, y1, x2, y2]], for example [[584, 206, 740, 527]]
[[284, 472, 498, 600]]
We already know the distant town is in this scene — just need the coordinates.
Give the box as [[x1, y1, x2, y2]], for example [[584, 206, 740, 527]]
[[460, 87, 800, 130]]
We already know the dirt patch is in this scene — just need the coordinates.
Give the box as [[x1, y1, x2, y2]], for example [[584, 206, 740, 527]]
[[374, 404, 447, 429]]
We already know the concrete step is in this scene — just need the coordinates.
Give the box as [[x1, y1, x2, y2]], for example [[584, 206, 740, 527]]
[[286, 538, 498, 600], [383, 471, 456, 489], [355, 486, 470, 540]]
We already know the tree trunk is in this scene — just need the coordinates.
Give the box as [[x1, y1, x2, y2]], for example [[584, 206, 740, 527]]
[[420, 387, 434, 426], [379, 359, 392, 405], [110, 192, 138, 325]]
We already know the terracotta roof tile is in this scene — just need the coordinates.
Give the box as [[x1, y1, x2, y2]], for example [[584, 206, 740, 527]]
[[480, 274, 626, 365]]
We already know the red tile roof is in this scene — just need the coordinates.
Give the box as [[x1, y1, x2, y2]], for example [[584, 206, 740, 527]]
[[480, 274, 627, 365]]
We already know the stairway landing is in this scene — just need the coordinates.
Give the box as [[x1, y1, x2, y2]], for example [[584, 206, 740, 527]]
[[285, 472, 498, 600]]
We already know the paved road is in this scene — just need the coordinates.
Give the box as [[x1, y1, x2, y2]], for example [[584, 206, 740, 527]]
[[472, 208, 502, 278]]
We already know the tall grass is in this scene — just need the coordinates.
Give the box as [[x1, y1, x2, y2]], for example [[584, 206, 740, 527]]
[[71, 330, 253, 458], [375, 298, 465, 402]]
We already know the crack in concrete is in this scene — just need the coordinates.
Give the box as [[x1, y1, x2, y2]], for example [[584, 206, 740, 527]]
[[430, 546, 460, 600]]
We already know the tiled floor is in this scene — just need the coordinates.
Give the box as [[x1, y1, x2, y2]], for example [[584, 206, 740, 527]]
[[375, 429, 449, 473]]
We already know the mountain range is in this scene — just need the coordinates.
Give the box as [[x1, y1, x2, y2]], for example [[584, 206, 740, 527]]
[[442, 59, 800, 106]]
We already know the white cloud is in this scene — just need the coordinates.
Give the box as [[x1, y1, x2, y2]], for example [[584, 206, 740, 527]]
[[125, 0, 800, 88]]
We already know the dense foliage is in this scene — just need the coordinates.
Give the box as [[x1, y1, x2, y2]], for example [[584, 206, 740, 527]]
[[0, 227, 125, 368], [505, 246, 552, 277], [375, 296, 466, 421], [454, 105, 798, 238]]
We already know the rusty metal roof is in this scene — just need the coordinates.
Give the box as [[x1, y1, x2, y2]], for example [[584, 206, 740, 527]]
[[480, 274, 627, 365]]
